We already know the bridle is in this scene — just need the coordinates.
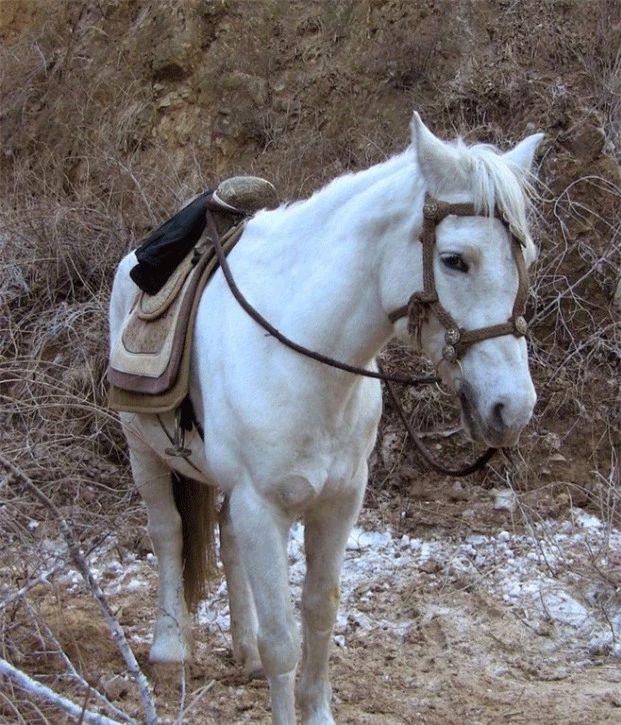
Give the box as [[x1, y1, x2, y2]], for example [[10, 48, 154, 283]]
[[190, 194, 532, 477], [387, 194, 530, 370], [379, 193, 531, 476]]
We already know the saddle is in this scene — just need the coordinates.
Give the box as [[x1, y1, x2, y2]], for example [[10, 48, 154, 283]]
[[108, 176, 278, 414]]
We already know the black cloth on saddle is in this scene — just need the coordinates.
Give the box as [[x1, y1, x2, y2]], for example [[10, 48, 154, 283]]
[[129, 191, 213, 295]]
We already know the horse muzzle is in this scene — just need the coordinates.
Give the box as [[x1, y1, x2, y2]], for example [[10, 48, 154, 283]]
[[458, 383, 536, 448]]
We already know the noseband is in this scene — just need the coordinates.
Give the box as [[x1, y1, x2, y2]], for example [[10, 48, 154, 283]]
[[388, 194, 530, 371]]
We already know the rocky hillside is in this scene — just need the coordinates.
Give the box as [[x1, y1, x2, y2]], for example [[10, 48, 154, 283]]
[[1, 0, 619, 512]]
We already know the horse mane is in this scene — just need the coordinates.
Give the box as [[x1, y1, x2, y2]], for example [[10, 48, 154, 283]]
[[454, 139, 539, 259], [253, 134, 538, 263]]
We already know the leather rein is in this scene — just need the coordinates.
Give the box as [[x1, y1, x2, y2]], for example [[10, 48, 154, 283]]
[[201, 194, 530, 477]]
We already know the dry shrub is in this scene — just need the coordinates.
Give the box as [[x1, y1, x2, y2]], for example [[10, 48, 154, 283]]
[[526, 174, 620, 512]]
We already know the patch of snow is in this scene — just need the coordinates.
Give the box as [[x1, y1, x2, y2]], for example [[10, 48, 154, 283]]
[[574, 509, 603, 529], [60, 507, 621, 660]]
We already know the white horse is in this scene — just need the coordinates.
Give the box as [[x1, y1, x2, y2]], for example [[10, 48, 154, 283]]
[[109, 114, 542, 724]]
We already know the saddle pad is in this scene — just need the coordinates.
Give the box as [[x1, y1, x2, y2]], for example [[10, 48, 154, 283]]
[[138, 251, 195, 320], [108, 225, 244, 412]]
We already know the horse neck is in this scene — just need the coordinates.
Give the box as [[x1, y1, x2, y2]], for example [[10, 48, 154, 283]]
[[254, 150, 422, 370]]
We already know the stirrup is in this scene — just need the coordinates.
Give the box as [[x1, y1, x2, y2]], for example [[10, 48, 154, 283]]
[[165, 407, 193, 458]]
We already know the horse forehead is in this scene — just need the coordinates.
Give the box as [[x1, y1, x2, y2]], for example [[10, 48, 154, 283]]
[[436, 216, 511, 252]]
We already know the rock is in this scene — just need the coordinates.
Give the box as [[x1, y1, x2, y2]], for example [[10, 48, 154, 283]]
[[420, 558, 443, 574], [564, 111, 606, 162], [609, 691, 621, 708], [448, 480, 469, 501], [102, 674, 130, 700], [493, 489, 517, 512], [220, 72, 269, 108]]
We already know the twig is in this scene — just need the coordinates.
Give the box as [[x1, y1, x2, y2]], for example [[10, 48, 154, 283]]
[[530, 240, 621, 327], [0, 454, 158, 725], [0, 658, 128, 725], [0, 561, 65, 611], [22, 598, 136, 724], [180, 679, 216, 721]]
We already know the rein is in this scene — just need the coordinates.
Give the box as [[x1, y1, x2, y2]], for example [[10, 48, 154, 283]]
[[204, 201, 437, 388], [379, 362, 497, 477], [200, 196, 531, 476]]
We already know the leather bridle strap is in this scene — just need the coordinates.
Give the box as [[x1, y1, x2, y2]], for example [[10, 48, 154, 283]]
[[204, 201, 437, 388], [389, 194, 530, 365]]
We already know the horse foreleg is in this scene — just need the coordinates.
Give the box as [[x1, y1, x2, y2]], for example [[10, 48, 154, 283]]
[[127, 444, 192, 663], [218, 494, 262, 678], [296, 470, 366, 725], [228, 485, 298, 725]]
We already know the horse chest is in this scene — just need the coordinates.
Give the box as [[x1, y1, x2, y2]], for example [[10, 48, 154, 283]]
[[265, 402, 380, 497]]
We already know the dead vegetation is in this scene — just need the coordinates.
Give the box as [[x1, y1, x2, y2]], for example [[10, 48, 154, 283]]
[[1, 0, 620, 721]]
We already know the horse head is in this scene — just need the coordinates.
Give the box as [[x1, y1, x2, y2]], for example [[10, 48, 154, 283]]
[[406, 114, 543, 448]]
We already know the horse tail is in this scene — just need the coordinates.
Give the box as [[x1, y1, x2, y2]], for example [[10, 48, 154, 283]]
[[171, 473, 218, 611]]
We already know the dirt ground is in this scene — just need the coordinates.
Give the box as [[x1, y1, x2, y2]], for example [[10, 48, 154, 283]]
[[3, 479, 620, 725]]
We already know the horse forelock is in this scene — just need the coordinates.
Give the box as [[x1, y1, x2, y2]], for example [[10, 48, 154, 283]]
[[455, 140, 538, 261]]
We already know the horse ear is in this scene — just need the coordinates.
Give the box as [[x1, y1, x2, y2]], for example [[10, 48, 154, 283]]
[[410, 112, 466, 194], [503, 133, 544, 175]]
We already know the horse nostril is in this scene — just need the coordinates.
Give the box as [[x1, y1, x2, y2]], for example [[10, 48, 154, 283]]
[[492, 402, 506, 432]]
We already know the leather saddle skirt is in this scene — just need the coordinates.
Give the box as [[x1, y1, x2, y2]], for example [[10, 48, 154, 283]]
[[107, 176, 278, 414], [107, 224, 243, 413]]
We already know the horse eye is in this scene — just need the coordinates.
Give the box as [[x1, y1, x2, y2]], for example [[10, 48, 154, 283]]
[[441, 254, 469, 273]]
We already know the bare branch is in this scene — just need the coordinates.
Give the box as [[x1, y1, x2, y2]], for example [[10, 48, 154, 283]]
[[0, 658, 129, 725], [0, 454, 158, 725]]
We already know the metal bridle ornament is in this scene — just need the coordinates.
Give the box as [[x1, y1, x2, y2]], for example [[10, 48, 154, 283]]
[[186, 196, 532, 477]]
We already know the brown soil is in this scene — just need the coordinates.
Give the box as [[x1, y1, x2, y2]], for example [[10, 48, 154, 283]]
[[4, 492, 620, 724]]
